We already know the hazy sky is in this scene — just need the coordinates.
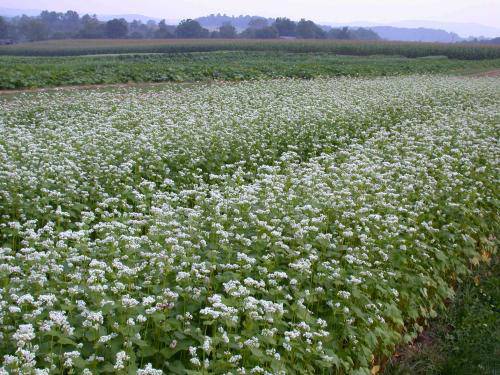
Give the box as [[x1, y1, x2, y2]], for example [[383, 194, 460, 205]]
[[2, 0, 500, 26]]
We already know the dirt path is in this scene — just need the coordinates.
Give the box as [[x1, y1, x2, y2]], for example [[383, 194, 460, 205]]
[[470, 69, 500, 77]]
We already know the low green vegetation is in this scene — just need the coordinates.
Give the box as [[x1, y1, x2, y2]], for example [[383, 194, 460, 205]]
[[1, 38, 499, 59], [0, 76, 498, 374], [384, 256, 499, 375], [1, 51, 499, 89]]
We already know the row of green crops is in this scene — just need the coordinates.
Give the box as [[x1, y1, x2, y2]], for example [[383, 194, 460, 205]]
[[0, 76, 499, 374], [1, 52, 500, 89], [1, 38, 500, 59]]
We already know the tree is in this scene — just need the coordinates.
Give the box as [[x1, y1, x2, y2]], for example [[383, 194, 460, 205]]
[[155, 20, 174, 38], [349, 27, 380, 40], [62, 10, 81, 34], [238, 28, 255, 39], [0, 16, 8, 39], [40, 10, 62, 26], [128, 20, 148, 39], [329, 26, 350, 40], [175, 19, 209, 38], [78, 14, 105, 38], [218, 23, 236, 38], [273, 17, 296, 37], [63, 10, 80, 23], [39, 10, 79, 38], [248, 18, 268, 30], [105, 18, 128, 38], [296, 19, 325, 39], [19, 16, 49, 41], [254, 26, 278, 39]]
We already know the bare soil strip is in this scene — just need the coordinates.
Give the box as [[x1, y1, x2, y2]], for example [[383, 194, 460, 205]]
[[471, 69, 500, 77]]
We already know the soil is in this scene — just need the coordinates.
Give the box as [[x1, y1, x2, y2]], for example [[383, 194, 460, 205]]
[[471, 69, 500, 77]]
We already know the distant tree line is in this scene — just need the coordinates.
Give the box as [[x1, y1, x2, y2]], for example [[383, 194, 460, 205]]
[[0, 11, 380, 42], [464, 37, 500, 45]]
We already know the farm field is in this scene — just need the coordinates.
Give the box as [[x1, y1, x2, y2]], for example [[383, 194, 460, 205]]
[[1, 51, 500, 90], [0, 75, 498, 374], [1, 38, 500, 59]]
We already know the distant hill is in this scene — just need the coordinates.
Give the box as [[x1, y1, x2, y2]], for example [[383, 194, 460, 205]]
[[325, 21, 500, 39], [369, 26, 463, 43], [0, 6, 40, 17], [388, 20, 500, 39], [468, 37, 500, 45], [97, 14, 163, 23]]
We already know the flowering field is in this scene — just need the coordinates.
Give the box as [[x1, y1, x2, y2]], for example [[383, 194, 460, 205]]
[[0, 76, 498, 374]]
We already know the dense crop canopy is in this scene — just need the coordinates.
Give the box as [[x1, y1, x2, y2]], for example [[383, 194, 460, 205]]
[[1, 52, 500, 90], [1, 39, 500, 60], [0, 76, 498, 374]]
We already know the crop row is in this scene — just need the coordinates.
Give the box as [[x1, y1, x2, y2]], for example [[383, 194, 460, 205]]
[[0, 76, 499, 374], [1, 52, 500, 90], [1, 39, 500, 60]]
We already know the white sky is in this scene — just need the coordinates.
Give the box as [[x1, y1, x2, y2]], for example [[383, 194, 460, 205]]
[[1, 0, 499, 27]]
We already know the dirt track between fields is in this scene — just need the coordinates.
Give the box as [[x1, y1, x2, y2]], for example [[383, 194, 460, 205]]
[[471, 69, 500, 77]]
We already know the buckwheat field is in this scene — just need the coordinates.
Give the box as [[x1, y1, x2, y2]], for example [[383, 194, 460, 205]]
[[0, 76, 498, 374]]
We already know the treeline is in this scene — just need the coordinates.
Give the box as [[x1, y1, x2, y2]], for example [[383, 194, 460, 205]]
[[466, 37, 500, 45], [0, 11, 380, 42]]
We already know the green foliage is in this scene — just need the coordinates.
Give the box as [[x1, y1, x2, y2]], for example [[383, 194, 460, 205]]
[[254, 27, 279, 39], [105, 19, 128, 39], [0, 75, 498, 373], [0, 51, 499, 89], [273, 17, 297, 37], [328, 27, 380, 41], [154, 20, 174, 39], [296, 19, 326, 39], [78, 15, 105, 39], [17, 16, 49, 42], [175, 19, 209, 38], [0, 16, 8, 39], [218, 23, 237, 39], [1, 38, 499, 59], [384, 257, 500, 374]]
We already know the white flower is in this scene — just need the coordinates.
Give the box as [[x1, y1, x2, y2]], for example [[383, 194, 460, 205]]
[[12, 324, 35, 348], [137, 363, 163, 375], [114, 351, 129, 370]]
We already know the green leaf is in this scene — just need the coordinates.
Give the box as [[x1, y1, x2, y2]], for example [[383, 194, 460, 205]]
[[58, 337, 76, 346], [138, 346, 158, 358]]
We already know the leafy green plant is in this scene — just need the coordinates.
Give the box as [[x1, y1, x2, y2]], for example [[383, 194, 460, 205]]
[[1, 39, 500, 59], [0, 76, 498, 373], [0, 51, 499, 89], [384, 256, 499, 375]]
